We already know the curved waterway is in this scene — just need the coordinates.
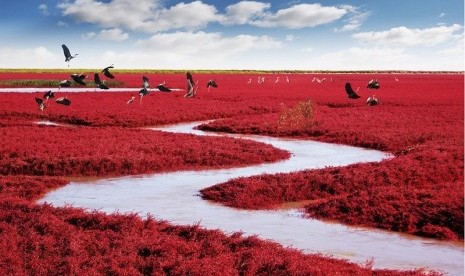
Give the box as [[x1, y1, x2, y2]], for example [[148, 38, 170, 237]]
[[38, 121, 464, 275]]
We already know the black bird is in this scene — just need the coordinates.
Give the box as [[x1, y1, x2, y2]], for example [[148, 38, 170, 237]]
[[207, 79, 218, 88], [56, 97, 71, 106], [207, 79, 217, 92], [185, 72, 196, 97], [139, 76, 150, 104], [366, 95, 379, 106], [102, 65, 115, 79], [156, 82, 171, 92], [35, 97, 46, 111], [94, 73, 109, 90], [142, 76, 149, 89], [62, 44, 78, 66], [71, 73, 86, 85], [345, 82, 361, 99], [43, 90, 55, 100], [59, 80, 72, 87], [367, 79, 380, 89]]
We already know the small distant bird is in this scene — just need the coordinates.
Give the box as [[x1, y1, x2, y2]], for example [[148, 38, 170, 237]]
[[35, 97, 46, 111], [94, 73, 109, 90], [59, 80, 72, 88], [70, 73, 86, 85], [247, 78, 252, 84], [102, 65, 115, 79], [127, 96, 135, 104], [56, 97, 71, 106], [366, 95, 379, 106], [312, 77, 326, 83], [345, 83, 361, 99], [156, 82, 171, 92], [286, 76, 290, 83], [62, 44, 78, 67], [275, 77, 280, 83], [367, 79, 380, 89], [394, 76, 399, 82], [207, 79, 217, 92], [43, 90, 55, 101]]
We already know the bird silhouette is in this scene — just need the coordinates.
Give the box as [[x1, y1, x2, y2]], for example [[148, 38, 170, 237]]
[[207, 79, 217, 92], [139, 76, 150, 103], [43, 90, 55, 101], [59, 80, 72, 88], [94, 73, 109, 90], [367, 79, 380, 89], [366, 95, 379, 106], [156, 82, 171, 92], [56, 97, 71, 106], [345, 83, 361, 99], [62, 44, 78, 67], [70, 73, 86, 85], [102, 65, 115, 79], [35, 97, 46, 111]]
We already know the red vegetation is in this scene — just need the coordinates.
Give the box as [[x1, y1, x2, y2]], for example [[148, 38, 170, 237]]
[[198, 73, 464, 240], [0, 71, 460, 274]]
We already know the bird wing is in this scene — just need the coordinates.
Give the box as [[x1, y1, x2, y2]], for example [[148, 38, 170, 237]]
[[43, 90, 54, 99], [157, 85, 171, 92], [103, 69, 114, 79], [62, 44, 71, 59], [94, 73, 102, 85], [345, 83, 360, 99], [35, 97, 43, 105], [71, 75, 86, 85]]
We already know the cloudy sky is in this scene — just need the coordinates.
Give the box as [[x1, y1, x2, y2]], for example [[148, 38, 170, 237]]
[[0, 0, 463, 70]]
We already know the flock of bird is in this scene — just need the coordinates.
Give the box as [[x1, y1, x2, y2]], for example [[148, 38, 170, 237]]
[[35, 43, 382, 111], [34, 44, 221, 111]]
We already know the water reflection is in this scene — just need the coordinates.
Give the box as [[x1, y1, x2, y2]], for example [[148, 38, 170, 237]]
[[39, 121, 464, 276]]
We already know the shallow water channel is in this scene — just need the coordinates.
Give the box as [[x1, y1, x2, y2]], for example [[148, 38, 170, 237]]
[[38, 121, 464, 275]]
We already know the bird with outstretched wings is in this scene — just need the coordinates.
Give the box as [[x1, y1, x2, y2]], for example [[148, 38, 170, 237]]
[[62, 44, 78, 66], [56, 97, 71, 106], [94, 73, 109, 90], [71, 73, 86, 85], [102, 65, 115, 79], [345, 82, 360, 99]]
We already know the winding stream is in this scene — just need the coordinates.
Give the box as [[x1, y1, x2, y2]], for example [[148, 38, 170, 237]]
[[38, 121, 464, 275]]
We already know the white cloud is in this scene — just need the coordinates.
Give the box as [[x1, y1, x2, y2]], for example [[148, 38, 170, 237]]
[[57, 20, 69, 27], [58, 0, 356, 32], [335, 6, 370, 32], [352, 24, 464, 47], [82, 32, 97, 40], [0, 47, 59, 68], [222, 1, 270, 25], [38, 4, 49, 15], [97, 28, 129, 41], [250, 3, 348, 28]]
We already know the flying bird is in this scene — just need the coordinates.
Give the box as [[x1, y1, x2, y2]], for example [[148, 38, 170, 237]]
[[35, 97, 46, 111], [70, 73, 86, 85], [59, 80, 72, 88], [56, 97, 71, 106], [367, 79, 380, 89], [43, 90, 55, 101], [102, 65, 115, 79], [142, 76, 149, 89], [62, 44, 78, 66], [345, 82, 361, 99], [139, 76, 150, 103], [94, 73, 109, 90], [207, 79, 217, 92], [156, 82, 171, 92]]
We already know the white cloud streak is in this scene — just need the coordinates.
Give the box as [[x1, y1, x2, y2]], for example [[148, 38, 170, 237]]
[[353, 24, 464, 47]]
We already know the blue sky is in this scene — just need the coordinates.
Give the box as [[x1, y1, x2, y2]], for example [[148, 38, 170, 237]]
[[0, 0, 463, 70]]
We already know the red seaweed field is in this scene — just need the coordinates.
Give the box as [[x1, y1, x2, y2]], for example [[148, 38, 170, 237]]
[[0, 70, 462, 275]]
